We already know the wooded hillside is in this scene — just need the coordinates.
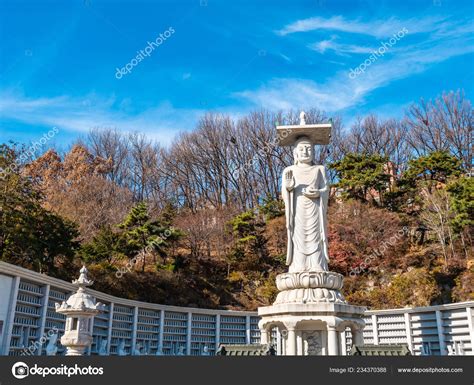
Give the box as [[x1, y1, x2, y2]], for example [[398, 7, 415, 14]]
[[0, 90, 472, 310]]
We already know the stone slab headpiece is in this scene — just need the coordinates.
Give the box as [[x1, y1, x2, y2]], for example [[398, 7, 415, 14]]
[[276, 123, 332, 147]]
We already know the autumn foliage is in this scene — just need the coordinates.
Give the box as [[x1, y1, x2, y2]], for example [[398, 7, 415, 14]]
[[0, 90, 472, 310]]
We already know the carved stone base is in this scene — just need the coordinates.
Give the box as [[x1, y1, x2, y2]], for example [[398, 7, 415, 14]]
[[276, 271, 344, 291], [257, 302, 366, 356], [274, 271, 346, 305], [274, 287, 346, 304], [258, 269, 366, 355], [60, 334, 92, 356]]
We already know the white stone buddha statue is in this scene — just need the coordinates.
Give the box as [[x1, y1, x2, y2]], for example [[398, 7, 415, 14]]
[[282, 136, 329, 273]]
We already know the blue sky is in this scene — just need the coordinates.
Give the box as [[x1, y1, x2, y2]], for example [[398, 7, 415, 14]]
[[0, 0, 473, 149]]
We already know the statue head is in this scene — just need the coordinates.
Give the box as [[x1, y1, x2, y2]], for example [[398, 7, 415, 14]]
[[293, 136, 314, 165]]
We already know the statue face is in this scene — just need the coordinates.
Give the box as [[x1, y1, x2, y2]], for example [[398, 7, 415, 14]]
[[295, 139, 313, 164]]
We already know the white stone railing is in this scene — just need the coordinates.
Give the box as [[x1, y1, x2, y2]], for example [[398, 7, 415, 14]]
[[0, 261, 472, 356]]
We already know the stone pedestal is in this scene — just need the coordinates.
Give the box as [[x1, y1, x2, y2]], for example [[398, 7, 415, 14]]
[[258, 271, 365, 356]]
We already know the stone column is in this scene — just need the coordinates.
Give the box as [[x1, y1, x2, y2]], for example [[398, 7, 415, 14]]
[[327, 327, 339, 356], [352, 327, 364, 346], [435, 310, 446, 356], [276, 329, 282, 355], [106, 303, 114, 355], [467, 307, 474, 358], [215, 314, 221, 351], [245, 315, 251, 344], [404, 312, 413, 353], [287, 328, 297, 356], [158, 309, 165, 354], [258, 321, 270, 345], [281, 331, 287, 355], [372, 314, 379, 345], [260, 331, 268, 345], [131, 306, 138, 354], [186, 312, 192, 355], [2, 276, 19, 355], [296, 331, 303, 355], [339, 330, 347, 356], [37, 284, 50, 356]]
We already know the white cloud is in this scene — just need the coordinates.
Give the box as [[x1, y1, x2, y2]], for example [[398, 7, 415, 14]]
[[276, 15, 444, 38], [279, 53, 292, 62], [237, 15, 473, 113], [0, 92, 204, 145], [235, 31, 474, 113], [310, 38, 375, 55]]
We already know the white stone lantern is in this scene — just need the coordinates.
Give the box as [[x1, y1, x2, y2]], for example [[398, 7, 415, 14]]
[[55, 266, 105, 356]]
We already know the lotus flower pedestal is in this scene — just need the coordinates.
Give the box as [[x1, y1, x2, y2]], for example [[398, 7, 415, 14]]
[[258, 271, 366, 356]]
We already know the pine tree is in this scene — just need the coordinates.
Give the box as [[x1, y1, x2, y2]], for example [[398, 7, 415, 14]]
[[447, 176, 474, 233], [227, 210, 268, 271], [259, 194, 284, 221], [118, 202, 181, 271], [402, 151, 462, 190], [330, 153, 391, 205], [79, 225, 124, 264]]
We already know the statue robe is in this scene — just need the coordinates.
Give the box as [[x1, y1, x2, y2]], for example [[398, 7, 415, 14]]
[[282, 164, 329, 272]]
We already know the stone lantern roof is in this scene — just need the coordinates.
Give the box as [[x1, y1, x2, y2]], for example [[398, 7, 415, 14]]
[[55, 266, 105, 314]]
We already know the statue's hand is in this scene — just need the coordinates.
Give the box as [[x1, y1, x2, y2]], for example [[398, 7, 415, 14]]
[[285, 170, 295, 191], [302, 188, 320, 198]]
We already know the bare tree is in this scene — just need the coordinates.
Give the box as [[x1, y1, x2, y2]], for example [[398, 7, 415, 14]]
[[87, 127, 130, 186], [26, 145, 133, 242], [419, 187, 456, 265], [128, 132, 160, 203], [340, 115, 410, 175], [405, 90, 473, 169]]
